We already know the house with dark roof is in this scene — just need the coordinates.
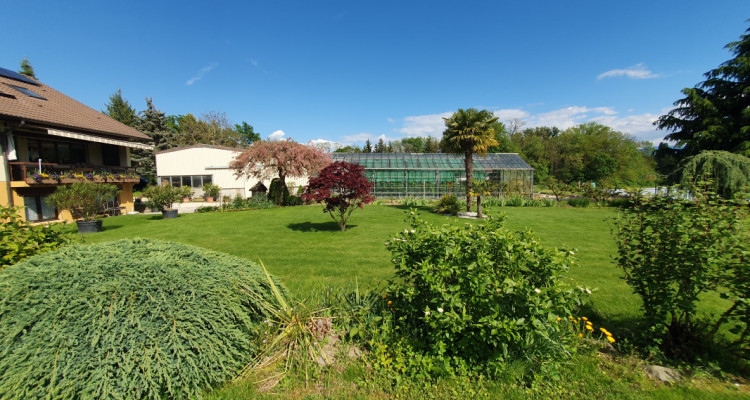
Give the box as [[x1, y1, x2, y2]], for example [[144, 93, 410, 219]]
[[0, 67, 152, 222]]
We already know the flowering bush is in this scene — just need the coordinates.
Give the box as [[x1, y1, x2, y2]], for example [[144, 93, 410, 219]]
[[383, 212, 588, 372]]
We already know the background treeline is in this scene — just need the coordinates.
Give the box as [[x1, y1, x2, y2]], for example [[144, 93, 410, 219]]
[[104, 90, 260, 182], [339, 121, 657, 186]]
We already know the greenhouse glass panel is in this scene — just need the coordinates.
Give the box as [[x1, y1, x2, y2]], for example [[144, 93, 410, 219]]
[[331, 153, 534, 198]]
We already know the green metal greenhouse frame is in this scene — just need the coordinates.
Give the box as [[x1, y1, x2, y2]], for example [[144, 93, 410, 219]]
[[331, 153, 534, 199]]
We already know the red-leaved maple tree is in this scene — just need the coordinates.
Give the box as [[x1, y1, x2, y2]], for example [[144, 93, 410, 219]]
[[302, 161, 375, 231], [230, 139, 330, 204]]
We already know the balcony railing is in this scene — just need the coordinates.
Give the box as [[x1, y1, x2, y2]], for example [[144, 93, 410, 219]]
[[9, 162, 140, 185]]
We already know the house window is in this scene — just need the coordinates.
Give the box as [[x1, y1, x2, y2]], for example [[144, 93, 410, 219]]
[[24, 195, 56, 221], [102, 144, 120, 166], [161, 175, 213, 188], [26, 137, 86, 164]]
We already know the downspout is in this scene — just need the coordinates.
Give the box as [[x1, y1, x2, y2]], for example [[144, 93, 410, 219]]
[[0, 120, 25, 206]]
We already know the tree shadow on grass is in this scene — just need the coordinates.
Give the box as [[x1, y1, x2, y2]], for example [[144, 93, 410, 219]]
[[287, 221, 356, 232], [101, 223, 124, 231], [577, 303, 750, 377]]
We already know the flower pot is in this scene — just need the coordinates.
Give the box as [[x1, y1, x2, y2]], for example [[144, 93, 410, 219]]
[[162, 209, 179, 219], [205, 197, 214, 202], [76, 220, 103, 234], [134, 203, 147, 213], [182, 197, 191, 202]]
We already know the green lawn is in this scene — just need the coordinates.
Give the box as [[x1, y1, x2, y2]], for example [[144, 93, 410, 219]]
[[75, 204, 745, 398], [82, 204, 726, 334]]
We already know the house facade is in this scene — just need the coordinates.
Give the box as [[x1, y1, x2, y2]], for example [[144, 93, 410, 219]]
[[155, 144, 309, 198], [0, 67, 152, 222]]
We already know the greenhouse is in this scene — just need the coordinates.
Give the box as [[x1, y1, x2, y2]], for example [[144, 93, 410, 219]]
[[331, 153, 534, 199]]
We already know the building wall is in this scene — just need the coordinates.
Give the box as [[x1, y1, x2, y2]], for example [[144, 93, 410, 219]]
[[156, 146, 309, 198]]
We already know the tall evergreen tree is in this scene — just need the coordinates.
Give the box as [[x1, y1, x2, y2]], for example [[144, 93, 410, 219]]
[[363, 139, 373, 153], [103, 89, 138, 127], [131, 98, 172, 183], [656, 26, 750, 158], [18, 57, 36, 79]]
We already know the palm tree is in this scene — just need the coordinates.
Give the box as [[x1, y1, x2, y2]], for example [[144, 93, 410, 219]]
[[440, 108, 499, 211]]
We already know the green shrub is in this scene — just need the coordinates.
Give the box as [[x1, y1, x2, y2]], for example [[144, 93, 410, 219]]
[[268, 178, 289, 205], [384, 212, 587, 374], [613, 188, 749, 353], [504, 195, 525, 207], [202, 182, 221, 199], [143, 185, 183, 211], [0, 205, 74, 269], [432, 194, 460, 215], [47, 182, 120, 221], [283, 195, 303, 206], [524, 198, 543, 207], [195, 205, 220, 213], [0, 239, 285, 399], [567, 198, 590, 208], [541, 198, 557, 207], [401, 197, 428, 207]]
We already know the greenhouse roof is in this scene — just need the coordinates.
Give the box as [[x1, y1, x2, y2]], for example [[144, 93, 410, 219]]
[[331, 153, 533, 170]]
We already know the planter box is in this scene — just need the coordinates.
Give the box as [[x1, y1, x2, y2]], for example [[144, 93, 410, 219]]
[[25, 177, 140, 185], [76, 220, 103, 234], [162, 209, 179, 219]]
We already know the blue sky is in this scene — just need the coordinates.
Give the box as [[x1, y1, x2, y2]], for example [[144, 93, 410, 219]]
[[2, 1, 748, 148]]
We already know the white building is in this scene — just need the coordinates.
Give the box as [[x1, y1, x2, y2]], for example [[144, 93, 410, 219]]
[[155, 144, 308, 199]]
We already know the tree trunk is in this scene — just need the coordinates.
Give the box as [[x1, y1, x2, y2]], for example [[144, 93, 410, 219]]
[[278, 169, 287, 206], [476, 195, 483, 218], [465, 151, 473, 212]]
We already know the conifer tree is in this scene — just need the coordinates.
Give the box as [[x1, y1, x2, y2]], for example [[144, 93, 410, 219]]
[[103, 89, 138, 127], [18, 57, 36, 79], [656, 26, 750, 158]]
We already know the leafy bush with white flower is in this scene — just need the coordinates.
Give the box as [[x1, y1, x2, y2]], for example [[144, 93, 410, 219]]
[[383, 211, 588, 373]]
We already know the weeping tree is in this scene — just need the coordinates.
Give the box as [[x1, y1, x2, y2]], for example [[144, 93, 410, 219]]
[[230, 139, 330, 205], [440, 109, 499, 212], [674, 150, 750, 198]]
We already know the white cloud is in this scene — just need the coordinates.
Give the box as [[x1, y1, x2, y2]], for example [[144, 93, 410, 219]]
[[249, 58, 269, 74], [397, 106, 666, 144], [268, 130, 286, 141], [386, 118, 395, 123], [340, 132, 375, 143], [493, 109, 530, 121], [308, 139, 341, 152], [185, 63, 218, 86], [597, 63, 659, 80], [399, 112, 452, 136]]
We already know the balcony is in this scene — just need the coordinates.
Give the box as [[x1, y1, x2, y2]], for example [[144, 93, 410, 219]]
[[9, 162, 140, 186]]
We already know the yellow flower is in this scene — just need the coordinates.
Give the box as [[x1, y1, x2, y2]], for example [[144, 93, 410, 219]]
[[586, 321, 592, 326], [578, 333, 583, 338], [582, 317, 588, 321], [568, 316, 574, 320], [556, 317, 561, 322], [387, 301, 393, 305], [586, 325, 593, 331], [607, 336, 616, 343]]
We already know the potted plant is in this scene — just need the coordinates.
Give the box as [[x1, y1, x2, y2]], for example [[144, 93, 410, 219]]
[[202, 183, 221, 202], [143, 185, 183, 219], [47, 182, 120, 233], [180, 186, 194, 202]]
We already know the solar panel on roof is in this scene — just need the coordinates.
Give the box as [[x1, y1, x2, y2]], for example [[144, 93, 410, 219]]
[[5, 84, 46, 100], [0, 67, 40, 86]]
